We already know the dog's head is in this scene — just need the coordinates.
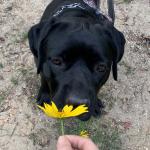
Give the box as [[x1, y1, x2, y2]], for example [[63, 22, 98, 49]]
[[28, 17, 125, 120]]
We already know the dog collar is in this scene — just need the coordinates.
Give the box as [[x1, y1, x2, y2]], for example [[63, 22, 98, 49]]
[[53, 3, 85, 17], [83, 0, 97, 9], [83, 0, 112, 22], [52, 1, 112, 22]]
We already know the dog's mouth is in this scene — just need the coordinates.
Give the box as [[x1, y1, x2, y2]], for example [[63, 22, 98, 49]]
[[71, 104, 91, 121], [78, 111, 91, 121]]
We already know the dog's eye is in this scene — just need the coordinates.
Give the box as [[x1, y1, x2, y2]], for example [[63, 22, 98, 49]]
[[51, 57, 63, 66], [95, 63, 106, 73]]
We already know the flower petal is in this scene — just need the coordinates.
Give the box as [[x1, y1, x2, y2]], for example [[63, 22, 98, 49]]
[[51, 101, 59, 112], [44, 103, 51, 110], [62, 105, 74, 118], [38, 103, 60, 118], [38, 101, 88, 119], [37, 105, 45, 111], [65, 105, 88, 117], [80, 130, 89, 138], [63, 105, 73, 113]]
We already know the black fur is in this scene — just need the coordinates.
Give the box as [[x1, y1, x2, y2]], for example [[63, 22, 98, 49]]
[[28, 0, 125, 120]]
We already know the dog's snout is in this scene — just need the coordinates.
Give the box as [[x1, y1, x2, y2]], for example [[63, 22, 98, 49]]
[[67, 96, 90, 107]]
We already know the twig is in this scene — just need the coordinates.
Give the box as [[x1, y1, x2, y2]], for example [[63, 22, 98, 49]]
[[10, 122, 18, 138]]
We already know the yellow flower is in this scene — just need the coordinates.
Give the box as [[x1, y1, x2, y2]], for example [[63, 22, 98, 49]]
[[80, 130, 89, 138], [37, 101, 88, 118]]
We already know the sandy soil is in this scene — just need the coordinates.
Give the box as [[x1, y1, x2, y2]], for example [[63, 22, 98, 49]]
[[0, 0, 150, 149]]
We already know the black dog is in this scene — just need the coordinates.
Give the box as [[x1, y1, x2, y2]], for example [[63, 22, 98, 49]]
[[28, 0, 125, 120]]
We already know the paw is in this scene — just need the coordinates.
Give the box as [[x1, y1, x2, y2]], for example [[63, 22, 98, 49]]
[[92, 99, 104, 117], [37, 91, 51, 106]]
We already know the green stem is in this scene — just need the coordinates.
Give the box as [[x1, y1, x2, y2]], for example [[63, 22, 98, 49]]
[[61, 119, 65, 135]]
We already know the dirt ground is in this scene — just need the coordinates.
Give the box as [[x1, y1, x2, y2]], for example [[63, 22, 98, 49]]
[[0, 0, 150, 150]]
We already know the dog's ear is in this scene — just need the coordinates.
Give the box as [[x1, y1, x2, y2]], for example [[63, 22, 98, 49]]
[[28, 22, 44, 58], [112, 28, 125, 80], [28, 19, 56, 74]]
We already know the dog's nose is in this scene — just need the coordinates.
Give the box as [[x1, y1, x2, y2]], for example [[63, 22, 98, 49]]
[[67, 96, 90, 107]]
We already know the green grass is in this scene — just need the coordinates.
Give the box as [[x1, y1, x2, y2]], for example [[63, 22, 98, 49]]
[[21, 32, 28, 42], [19, 68, 28, 76], [29, 133, 37, 145], [63, 119, 89, 135], [0, 95, 5, 104], [123, 0, 133, 3], [120, 61, 134, 75], [29, 128, 51, 147], [0, 90, 8, 105], [57, 117, 122, 150], [12, 31, 28, 44], [0, 63, 4, 69], [92, 123, 122, 150], [11, 76, 19, 85], [98, 92, 117, 110]]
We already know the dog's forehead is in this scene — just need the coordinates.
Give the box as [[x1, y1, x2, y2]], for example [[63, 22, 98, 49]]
[[45, 24, 112, 60]]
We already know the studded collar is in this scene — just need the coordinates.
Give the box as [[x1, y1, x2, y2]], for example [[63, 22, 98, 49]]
[[52, 0, 112, 22]]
